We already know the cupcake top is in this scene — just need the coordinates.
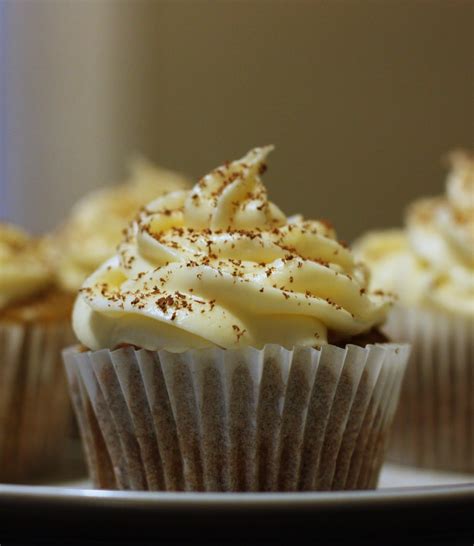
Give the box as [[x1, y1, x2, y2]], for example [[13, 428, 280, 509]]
[[73, 146, 392, 352], [48, 157, 190, 292], [0, 223, 52, 310], [355, 150, 474, 316]]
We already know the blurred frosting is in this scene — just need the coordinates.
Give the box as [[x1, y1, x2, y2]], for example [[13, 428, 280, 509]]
[[73, 146, 392, 352], [355, 150, 474, 316], [49, 157, 190, 292], [0, 223, 52, 310]]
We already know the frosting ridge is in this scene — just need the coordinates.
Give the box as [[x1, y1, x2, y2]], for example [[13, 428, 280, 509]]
[[48, 157, 190, 292]]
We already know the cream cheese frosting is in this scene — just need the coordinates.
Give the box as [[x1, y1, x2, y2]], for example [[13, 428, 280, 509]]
[[354, 150, 474, 316], [0, 223, 52, 310], [73, 146, 391, 352], [49, 157, 190, 292]]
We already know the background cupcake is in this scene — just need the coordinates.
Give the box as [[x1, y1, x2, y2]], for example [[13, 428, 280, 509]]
[[64, 146, 409, 492], [38, 158, 191, 455], [46, 156, 190, 294], [0, 223, 75, 482], [355, 150, 473, 473]]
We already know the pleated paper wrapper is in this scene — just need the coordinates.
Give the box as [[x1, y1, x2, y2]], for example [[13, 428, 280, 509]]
[[0, 320, 75, 482], [384, 306, 473, 473], [63, 342, 409, 492]]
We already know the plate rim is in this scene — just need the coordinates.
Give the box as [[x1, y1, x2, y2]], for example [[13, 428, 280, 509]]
[[0, 482, 473, 510]]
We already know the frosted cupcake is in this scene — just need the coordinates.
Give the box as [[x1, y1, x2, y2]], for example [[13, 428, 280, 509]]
[[47, 156, 190, 293], [64, 147, 409, 491], [0, 223, 75, 482], [355, 150, 473, 472]]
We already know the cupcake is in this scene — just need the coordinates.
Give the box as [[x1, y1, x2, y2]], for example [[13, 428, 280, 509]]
[[47, 156, 190, 293], [0, 223, 75, 482], [64, 146, 409, 491], [355, 150, 473, 473]]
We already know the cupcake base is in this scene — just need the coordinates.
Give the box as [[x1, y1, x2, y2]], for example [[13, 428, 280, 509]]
[[0, 320, 75, 482], [384, 306, 473, 473], [64, 342, 408, 492]]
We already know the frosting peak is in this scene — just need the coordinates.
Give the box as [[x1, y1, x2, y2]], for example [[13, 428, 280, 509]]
[[446, 150, 474, 214], [183, 146, 286, 230], [73, 147, 392, 352]]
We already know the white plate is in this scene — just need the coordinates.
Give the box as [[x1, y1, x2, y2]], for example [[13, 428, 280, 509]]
[[1, 461, 472, 504], [0, 462, 472, 543]]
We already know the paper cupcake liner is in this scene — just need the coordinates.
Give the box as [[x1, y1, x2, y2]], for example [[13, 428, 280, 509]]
[[63, 342, 409, 492], [0, 320, 75, 482], [383, 306, 473, 473]]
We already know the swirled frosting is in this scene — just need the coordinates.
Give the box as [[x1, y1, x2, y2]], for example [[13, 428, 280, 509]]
[[355, 150, 474, 316], [0, 223, 52, 310], [73, 146, 392, 352], [49, 157, 190, 292]]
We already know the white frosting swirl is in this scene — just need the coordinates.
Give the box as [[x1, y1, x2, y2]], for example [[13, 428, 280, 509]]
[[355, 150, 474, 316], [0, 223, 52, 310], [73, 146, 392, 351]]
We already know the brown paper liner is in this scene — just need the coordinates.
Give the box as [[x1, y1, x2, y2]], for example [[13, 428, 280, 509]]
[[0, 320, 75, 482], [383, 306, 473, 473], [63, 342, 409, 491]]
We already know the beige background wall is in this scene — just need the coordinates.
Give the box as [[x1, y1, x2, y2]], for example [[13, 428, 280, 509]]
[[2, 0, 473, 240]]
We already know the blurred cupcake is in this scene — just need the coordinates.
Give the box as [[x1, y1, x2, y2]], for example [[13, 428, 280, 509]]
[[355, 150, 473, 473], [47, 156, 190, 293], [64, 146, 409, 492], [39, 158, 190, 454], [0, 223, 75, 482]]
